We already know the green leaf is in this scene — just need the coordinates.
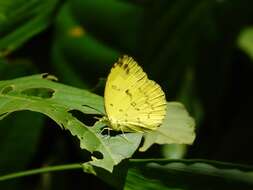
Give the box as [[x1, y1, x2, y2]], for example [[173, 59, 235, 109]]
[[0, 74, 142, 172], [125, 159, 253, 190], [0, 0, 59, 56], [162, 144, 187, 159], [52, 2, 120, 88], [140, 102, 195, 152], [51, 40, 89, 89], [238, 27, 253, 61], [69, 0, 144, 52], [0, 61, 44, 189], [0, 111, 44, 189]]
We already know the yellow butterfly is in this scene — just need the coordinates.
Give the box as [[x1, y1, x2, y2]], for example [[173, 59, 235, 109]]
[[101, 55, 167, 133]]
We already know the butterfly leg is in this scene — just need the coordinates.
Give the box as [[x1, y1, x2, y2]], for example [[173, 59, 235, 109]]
[[120, 127, 130, 142], [100, 127, 112, 138], [94, 116, 102, 120]]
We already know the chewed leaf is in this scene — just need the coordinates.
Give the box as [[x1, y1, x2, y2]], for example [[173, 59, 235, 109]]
[[82, 122, 142, 173], [139, 102, 196, 152], [0, 74, 142, 172]]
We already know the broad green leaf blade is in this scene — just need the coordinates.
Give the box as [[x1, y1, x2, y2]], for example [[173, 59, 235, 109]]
[[52, 2, 120, 88], [70, 0, 143, 52], [0, 0, 59, 56], [140, 102, 195, 152], [125, 159, 253, 190], [0, 74, 142, 172], [82, 124, 142, 173], [238, 27, 253, 61], [0, 111, 44, 189]]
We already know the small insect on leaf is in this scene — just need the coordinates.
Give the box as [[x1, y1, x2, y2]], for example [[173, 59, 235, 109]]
[[102, 55, 167, 133]]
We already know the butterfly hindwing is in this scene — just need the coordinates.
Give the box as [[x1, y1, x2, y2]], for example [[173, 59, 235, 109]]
[[104, 55, 167, 132]]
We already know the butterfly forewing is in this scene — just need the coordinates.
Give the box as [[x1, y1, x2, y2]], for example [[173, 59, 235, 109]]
[[104, 55, 167, 132]]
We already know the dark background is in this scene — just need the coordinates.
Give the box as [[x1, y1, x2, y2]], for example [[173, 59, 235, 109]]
[[1, 0, 253, 189]]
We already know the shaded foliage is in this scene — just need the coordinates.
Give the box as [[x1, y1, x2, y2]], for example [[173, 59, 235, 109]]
[[1, 0, 253, 189]]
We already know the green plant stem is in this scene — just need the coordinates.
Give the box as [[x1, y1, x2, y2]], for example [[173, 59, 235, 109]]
[[0, 163, 82, 181]]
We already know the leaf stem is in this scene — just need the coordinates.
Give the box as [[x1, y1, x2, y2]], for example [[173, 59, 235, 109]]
[[0, 163, 82, 181]]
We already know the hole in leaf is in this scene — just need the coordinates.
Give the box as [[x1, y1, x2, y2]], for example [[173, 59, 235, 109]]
[[92, 151, 103, 159], [68, 110, 100, 126], [21, 88, 55, 98], [42, 73, 49, 78], [42, 73, 58, 81], [101, 127, 123, 136], [1, 85, 14, 94]]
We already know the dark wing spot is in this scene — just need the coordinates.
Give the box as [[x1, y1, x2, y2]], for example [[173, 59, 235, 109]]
[[110, 103, 113, 107], [125, 89, 132, 99], [135, 107, 140, 111], [131, 102, 136, 107], [145, 100, 151, 105], [119, 109, 123, 112], [126, 68, 130, 74], [123, 63, 128, 69], [117, 57, 124, 66], [112, 85, 120, 91]]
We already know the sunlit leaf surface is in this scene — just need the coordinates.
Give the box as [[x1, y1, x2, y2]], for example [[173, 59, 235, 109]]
[[140, 102, 195, 151], [0, 74, 142, 172]]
